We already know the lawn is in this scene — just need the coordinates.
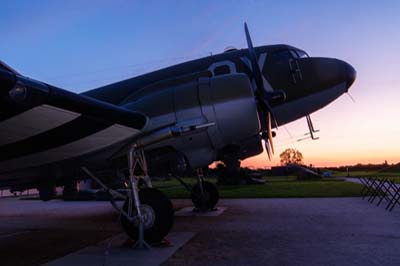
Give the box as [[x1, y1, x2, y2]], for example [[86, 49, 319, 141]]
[[333, 171, 400, 183], [333, 171, 400, 178], [152, 176, 364, 199]]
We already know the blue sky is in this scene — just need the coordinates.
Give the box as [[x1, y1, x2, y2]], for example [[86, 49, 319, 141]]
[[1, 1, 399, 166]]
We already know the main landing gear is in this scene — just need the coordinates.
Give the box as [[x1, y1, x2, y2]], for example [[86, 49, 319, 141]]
[[82, 146, 173, 247], [120, 188, 173, 243]]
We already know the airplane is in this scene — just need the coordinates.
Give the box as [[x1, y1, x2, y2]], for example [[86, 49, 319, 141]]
[[0, 23, 356, 245]]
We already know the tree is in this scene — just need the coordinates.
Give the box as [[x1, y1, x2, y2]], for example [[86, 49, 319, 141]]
[[279, 148, 303, 166]]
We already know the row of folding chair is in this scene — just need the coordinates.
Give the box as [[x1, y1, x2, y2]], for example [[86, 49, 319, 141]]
[[359, 177, 400, 211]]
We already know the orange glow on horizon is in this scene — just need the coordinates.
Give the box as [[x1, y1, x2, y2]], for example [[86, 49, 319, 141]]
[[241, 152, 399, 169]]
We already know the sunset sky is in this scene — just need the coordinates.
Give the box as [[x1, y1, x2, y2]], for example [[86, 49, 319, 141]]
[[0, 1, 399, 168]]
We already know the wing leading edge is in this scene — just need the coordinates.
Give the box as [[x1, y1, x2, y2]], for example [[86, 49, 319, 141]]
[[0, 68, 147, 174]]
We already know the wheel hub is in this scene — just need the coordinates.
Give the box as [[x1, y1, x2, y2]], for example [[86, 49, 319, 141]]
[[132, 204, 156, 229]]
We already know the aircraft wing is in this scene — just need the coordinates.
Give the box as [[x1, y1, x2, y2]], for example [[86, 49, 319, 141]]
[[0, 68, 147, 173]]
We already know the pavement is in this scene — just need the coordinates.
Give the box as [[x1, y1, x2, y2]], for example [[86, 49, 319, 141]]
[[175, 206, 227, 217], [1, 196, 400, 266], [0, 198, 121, 266], [166, 198, 400, 266], [41, 232, 195, 266]]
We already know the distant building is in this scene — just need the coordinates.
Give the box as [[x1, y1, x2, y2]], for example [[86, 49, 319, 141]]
[[271, 166, 293, 176], [271, 164, 321, 179]]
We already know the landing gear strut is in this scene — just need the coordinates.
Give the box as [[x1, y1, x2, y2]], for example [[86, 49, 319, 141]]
[[190, 169, 219, 211], [82, 145, 173, 247]]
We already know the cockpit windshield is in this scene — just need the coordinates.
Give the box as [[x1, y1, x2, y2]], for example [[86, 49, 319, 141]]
[[269, 50, 293, 62], [294, 49, 309, 58], [269, 48, 309, 64], [270, 48, 309, 62]]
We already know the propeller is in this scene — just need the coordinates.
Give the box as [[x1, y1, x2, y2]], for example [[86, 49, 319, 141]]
[[244, 22, 283, 160], [260, 114, 274, 159]]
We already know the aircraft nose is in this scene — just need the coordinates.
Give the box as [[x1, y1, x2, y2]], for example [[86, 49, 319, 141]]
[[318, 58, 356, 91], [343, 61, 356, 90], [297, 57, 356, 93]]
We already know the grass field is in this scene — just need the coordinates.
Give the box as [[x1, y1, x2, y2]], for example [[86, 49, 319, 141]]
[[153, 176, 364, 199], [333, 171, 400, 183], [333, 171, 400, 178]]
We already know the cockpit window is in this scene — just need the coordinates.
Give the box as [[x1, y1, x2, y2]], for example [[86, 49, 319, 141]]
[[269, 50, 293, 62], [295, 50, 309, 58], [289, 49, 309, 59]]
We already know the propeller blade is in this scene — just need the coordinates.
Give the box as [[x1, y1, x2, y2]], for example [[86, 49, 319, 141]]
[[245, 22, 280, 131], [264, 138, 272, 160], [261, 130, 272, 160], [261, 97, 279, 129], [244, 23, 264, 94], [267, 112, 274, 154], [244, 22, 282, 160]]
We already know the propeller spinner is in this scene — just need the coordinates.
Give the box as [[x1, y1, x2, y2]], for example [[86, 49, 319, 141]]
[[244, 23, 285, 160]]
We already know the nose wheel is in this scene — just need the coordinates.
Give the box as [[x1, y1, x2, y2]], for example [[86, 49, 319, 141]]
[[121, 188, 174, 244]]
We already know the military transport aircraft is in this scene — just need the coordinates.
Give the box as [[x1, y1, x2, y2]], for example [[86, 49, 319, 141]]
[[0, 24, 355, 245]]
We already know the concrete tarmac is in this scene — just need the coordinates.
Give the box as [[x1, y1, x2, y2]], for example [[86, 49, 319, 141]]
[[166, 198, 400, 266], [0, 198, 120, 266], [1, 197, 400, 266]]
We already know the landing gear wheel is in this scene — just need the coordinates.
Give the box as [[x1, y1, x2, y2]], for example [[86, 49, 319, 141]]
[[191, 181, 219, 211], [62, 180, 78, 201], [38, 184, 56, 201], [120, 188, 174, 244]]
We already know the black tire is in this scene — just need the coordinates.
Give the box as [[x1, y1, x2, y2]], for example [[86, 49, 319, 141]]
[[191, 181, 219, 210], [38, 185, 57, 201], [62, 180, 78, 201], [120, 188, 174, 244]]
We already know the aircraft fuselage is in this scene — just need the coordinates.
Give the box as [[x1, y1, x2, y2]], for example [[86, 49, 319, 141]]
[[0, 44, 356, 187], [84, 44, 355, 173]]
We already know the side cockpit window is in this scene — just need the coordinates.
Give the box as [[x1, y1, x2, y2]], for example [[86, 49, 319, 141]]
[[268, 50, 295, 65], [270, 50, 293, 62]]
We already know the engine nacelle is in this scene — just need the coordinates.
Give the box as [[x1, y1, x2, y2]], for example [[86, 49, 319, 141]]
[[199, 74, 261, 149], [126, 73, 261, 170]]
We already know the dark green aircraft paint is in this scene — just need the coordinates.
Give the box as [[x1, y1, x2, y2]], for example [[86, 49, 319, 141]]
[[83, 44, 355, 109]]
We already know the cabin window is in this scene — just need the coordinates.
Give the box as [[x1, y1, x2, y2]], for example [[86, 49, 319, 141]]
[[213, 65, 230, 76]]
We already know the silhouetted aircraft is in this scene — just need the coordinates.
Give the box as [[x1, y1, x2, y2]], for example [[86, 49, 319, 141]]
[[0, 24, 356, 244]]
